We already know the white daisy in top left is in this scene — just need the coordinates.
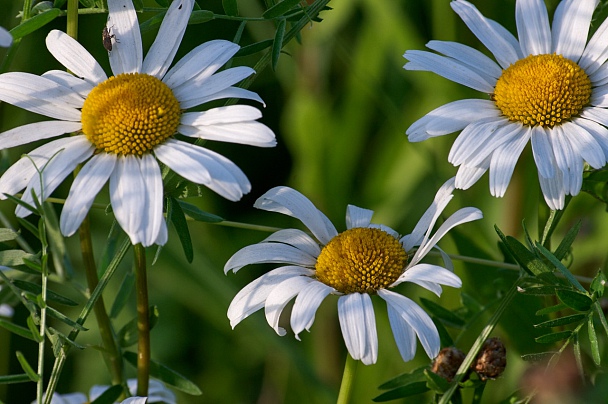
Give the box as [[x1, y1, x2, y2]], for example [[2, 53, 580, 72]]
[[0, 0, 275, 246]]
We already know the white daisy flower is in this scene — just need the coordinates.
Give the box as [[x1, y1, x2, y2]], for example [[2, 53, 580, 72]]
[[0, 0, 275, 246], [404, 0, 608, 210], [0, 27, 12, 47], [225, 179, 482, 365]]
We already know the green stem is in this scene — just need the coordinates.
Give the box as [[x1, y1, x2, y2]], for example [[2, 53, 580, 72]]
[[439, 278, 522, 404], [79, 216, 125, 390], [134, 244, 150, 396], [336, 353, 358, 404], [36, 225, 49, 404], [66, 0, 79, 38]]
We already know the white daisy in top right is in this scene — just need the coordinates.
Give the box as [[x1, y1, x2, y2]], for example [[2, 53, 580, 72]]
[[404, 0, 608, 210]]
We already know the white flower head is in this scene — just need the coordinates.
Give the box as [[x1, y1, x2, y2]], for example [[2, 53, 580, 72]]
[[0, 0, 275, 246], [225, 179, 482, 365], [404, 0, 608, 210], [0, 27, 12, 47]]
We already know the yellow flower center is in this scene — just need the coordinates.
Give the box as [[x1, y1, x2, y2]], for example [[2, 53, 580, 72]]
[[493, 54, 591, 128], [81, 73, 181, 155], [315, 228, 407, 294]]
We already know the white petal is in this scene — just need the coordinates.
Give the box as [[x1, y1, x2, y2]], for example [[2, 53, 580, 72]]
[[227, 266, 310, 328], [42, 70, 93, 99], [385, 298, 417, 361], [393, 263, 462, 292], [107, 0, 143, 74], [109, 156, 146, 245], [178, 121, 276, 148], [426, 40, 503, 80], [562, 120, 605, 169], [448, 119, 503, 166], [0, 27, 12, 47], [538, 167, 565, 210], [180, 105, 262, 125], [145, 379, 177, 404], [590, 84, 608, 107], [265, 276, 315, 336], [163, 40, 240, 89], [337, 293, 378, 365], [60, 153, 116, 236], [406, 99, 500, 142], [345, 205, 374, 229], [516, 0, 551, 56], [467, 122, 524, 167], [224, 243, 318, 273], [579, 13, 608, 74], [403, 50, 494, 93], [291, 281, 334, 340], [551, 0, 596, 61], [121, 398, 147, 404], [0, 121, 82, 150], [575, 117, 608, 160], [137, 154, 164, 246], [454, 156, 490, 189], [45, 30, 107, 84], [378, 290, 440, 359], [260, 229, 321, 258], [450, 0, 521, 68], [142, 0, 194, 78], [253, 186, 338, 245], [489, 126, 531, 197], [550, 125, 576, 194], [580, 106, 608, 127], [155, 139, 250, 201], [531, 126, 555, 178], [182, 86, 265, 107]]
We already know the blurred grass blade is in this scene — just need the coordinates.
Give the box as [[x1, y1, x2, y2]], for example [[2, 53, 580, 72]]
[[168, 197, 193, 263], [0, 374, 31, 384], [272, 19, 286, 71]]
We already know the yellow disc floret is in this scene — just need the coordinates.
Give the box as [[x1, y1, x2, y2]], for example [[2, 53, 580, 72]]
[[315, 228, 407, 294], [493, 54, 591, 128], [81, 73, 181, 156]]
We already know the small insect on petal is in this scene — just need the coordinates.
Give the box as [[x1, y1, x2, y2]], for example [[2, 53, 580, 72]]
[[102, 26, 116, 52]]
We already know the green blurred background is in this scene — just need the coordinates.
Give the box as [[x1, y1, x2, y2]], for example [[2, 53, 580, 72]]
[[2, 0, 608, 402]]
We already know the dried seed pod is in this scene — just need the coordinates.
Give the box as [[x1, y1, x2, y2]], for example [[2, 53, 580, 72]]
[[472, 337, 507, 381], [431, 346, 466, 382]]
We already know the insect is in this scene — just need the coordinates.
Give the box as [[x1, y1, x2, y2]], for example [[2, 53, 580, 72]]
[[102, 26, 116, 52]]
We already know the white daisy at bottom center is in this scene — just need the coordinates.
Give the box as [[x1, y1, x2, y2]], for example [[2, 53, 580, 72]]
[[225, 179, 482, 365]]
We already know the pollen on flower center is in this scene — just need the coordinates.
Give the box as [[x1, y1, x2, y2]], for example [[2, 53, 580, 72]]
[[315, 227, 407, 294], [493, 54, 591, 128], [81, 73, 181, 156]]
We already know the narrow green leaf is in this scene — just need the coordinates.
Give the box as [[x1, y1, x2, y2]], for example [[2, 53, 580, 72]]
[[460, 292, 483, 315], [16, 352, 39, 382], [433, 317, 454, 347], [0, 250, 37, 267], [177, 201, 223, 222], [553, 221, 581, 261], [140, 11, 166, 34], [154, 0, 169, 6], [420, 298, 464, 328], [110, 271, 135, 319], [20, 257, 43, 274], [534, 314, 586, 329], [556, 289, 592, 312], [42, 201, 73, 278], [517, 285, 564, 296], [132, 0, 144, 10], [26, 317, 43, 343], [534, 330, 572, 344], [47, 327, 86, 357], [572, 332, 584, 376], [90, 384, 123, 404], [494, 226, 550, 276], [118, 306, 159, 347], [424, 368, 450, 393], [0, 373, 31, 384], [222, 0, 239, 16], [263, 0, 301, 19], [271, 19, 286, 71], [373, 382, 429, 402], [521, 352, 558, 362], [189, 10, 214, 24], [79, 0, 95, 7], [378, 367, 427, 390], [593, 301, 608, 338], [0, 229, 19, 243], [235, 39, 274, 57], [46, 306, 87, 331], [536, 303, 569, 316], [0, 319, 36, 341], [16, 216, 39, 240], [124, 351, 202, 395], [588, 316, 601, 366], [12, 280, 78, 306], [590, 270, 606, 298], [168, 197, 193, 263], [9, 8, 61, 40], [536, 243, 586, 292]]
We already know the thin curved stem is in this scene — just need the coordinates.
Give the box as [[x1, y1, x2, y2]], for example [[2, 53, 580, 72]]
[[336, 353, 358, 404], [134, 243, 150, 396]]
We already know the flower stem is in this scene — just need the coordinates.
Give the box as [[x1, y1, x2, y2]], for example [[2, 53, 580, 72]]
[[79, 216, 125, 390], [36, 221, 49, 404], [336, 353, 358, 404], [66, 0, 79, 38], [134, 243, 150, 396]]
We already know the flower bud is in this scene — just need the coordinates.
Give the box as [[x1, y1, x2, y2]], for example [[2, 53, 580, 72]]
[[472, 337, 507, 381]]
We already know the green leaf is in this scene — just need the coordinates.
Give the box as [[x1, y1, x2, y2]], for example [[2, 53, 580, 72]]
[[79, 0, 95, 7], [16, 216, 40, 240], [0, 373, 31, 384], [534, 314, 586, 329], [433, 317, 454, 347], [0, 250, 37, 267], [373, 381, 429, 402], [553, 221, 581, 261], [27, 317, 43, 343], [535, 330, 572, 344], [9, 8, 61, 40], [132, 0, 144, 10], [12, 280, 78, 306], [377, 366, 426, 390], [168, 197, 193, 263], [0, 319, 36, 341], [589, 316, 601, 366], [521, 352, 557, 362], [517, 285, 564, 296], [16, 352, 39, 382], [536, 242, 585, 292], [124, 351, 202, 395], [263, 0, 301, 19], [47, 327, 86, 357], [556, 289, 592, 312], [590, 270, 606, 298], [460, 292, 483, 315], [536, 303, 569, 316], [424, 368, 450, 393], [235, 39, 274, 57], [42, 201, 73, 278], [140, 11, 167, 34], [271, 18, 286, 71], [118, 306, 159, 347], [189, 10, 214, 24], [0, 229, 19, 243], [593, 301, 608, 338], [420, 297, 464, 328], [110, 271, 135, 319], [494, 226, 550, 276], [178, 201, 223, 222], [90, 384, 123, 404], [222, 0, 238, 16], [45, 306, 87, 331], [154, 0, 169, 6]]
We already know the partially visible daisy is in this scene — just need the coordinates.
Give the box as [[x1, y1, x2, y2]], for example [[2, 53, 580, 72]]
[[0, 0, 275, 246], [0, 267, 14, 318], [404, 0, 608, 210], [225, 179, 482, 365], [0, 27, 11, 47]]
